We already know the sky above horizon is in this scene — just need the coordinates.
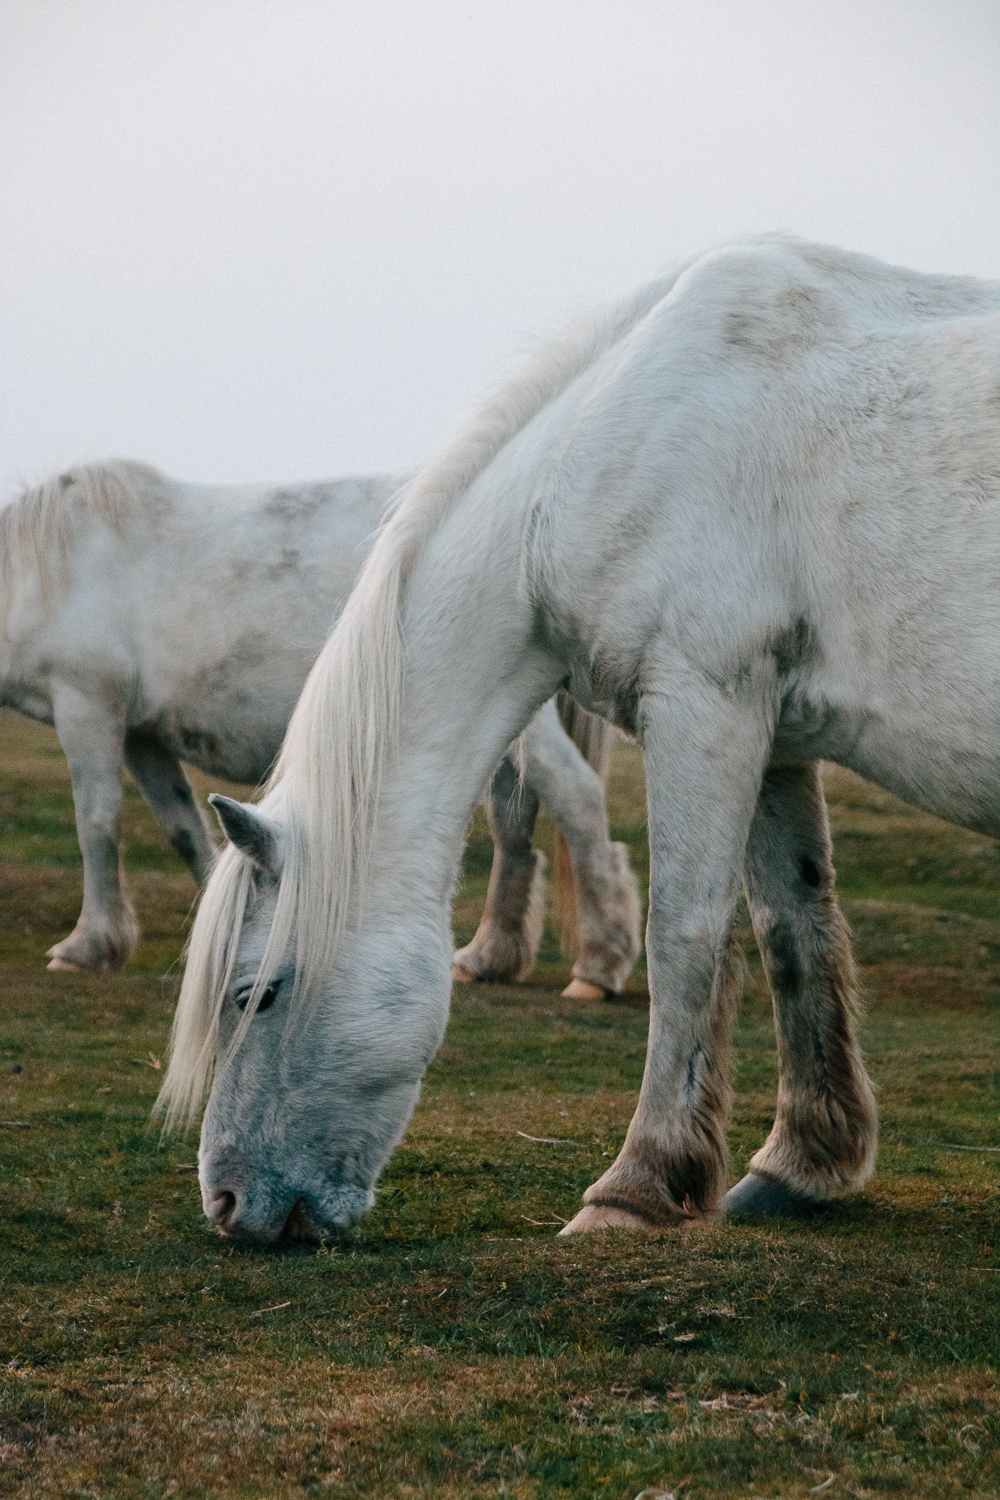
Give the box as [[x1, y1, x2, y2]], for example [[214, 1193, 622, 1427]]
[[2, 0, 998, 497]]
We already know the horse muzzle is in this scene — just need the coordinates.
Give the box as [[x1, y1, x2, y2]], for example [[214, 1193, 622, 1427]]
[[199, 1149, 374, 1244]]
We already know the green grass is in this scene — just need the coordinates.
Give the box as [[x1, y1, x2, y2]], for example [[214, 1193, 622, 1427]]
[[0, 708, 997, 1498]]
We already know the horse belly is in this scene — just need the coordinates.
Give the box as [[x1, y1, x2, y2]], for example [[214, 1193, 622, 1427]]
[[778, 668, 1000, 838], [149, 711, 285, 785], [147, 659, 316, 785]]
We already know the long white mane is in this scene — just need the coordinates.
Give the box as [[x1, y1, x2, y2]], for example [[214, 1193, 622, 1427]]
[[156, 263, 691, 1131], [0, 459, 166, 611]]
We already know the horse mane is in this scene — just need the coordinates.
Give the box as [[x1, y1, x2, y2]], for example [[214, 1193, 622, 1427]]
[[0, 458, 167, 608], [155, 262, 692, 1130]]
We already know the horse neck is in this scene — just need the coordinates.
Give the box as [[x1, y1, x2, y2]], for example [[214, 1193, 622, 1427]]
[[373, 483, 562, 907]]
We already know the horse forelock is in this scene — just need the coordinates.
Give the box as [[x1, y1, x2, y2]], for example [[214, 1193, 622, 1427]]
[[155, 841, 255, 1132]]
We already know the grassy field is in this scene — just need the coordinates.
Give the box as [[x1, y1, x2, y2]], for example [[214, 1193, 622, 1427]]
[[0, 706, 998, 1499]]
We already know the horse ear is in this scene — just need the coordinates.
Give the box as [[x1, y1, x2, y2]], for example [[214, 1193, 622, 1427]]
[[207, 795, 282, 875]]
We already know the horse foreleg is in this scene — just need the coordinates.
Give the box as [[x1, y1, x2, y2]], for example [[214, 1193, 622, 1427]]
[[520, 698, 642, 999], [725, 762, 878, 1216], [451, 752, 545, 983], [562, 681, 769, 1231], [124, 730, 216, 885], [46, 683, 138, 972]]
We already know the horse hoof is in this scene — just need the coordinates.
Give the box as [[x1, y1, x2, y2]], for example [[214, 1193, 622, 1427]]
[[723, 1172, 820, 1218], [558, 1203, 653, 1234], [450, 964, 478, 983], [46, 956, 87, 973], [561, 978, 612, 1001]]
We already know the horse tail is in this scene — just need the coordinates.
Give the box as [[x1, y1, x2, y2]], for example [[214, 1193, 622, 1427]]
[[0, 459, 165, 613], [551, 691, 618, 958]]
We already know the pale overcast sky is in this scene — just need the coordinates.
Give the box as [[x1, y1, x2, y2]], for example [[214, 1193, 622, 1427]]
[[2, 0, 998, 495]]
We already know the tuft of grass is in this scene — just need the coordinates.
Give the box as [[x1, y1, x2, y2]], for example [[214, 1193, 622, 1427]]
[[0, 708, 998, 1498]]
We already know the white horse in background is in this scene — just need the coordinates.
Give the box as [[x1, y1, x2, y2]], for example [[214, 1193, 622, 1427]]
[[0, 461, 641, 993], [158, 235, 1000, 1246]]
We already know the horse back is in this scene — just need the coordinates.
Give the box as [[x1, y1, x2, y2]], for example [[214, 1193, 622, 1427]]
[[0, 465, 404, 780], [515, 240, 1000, 829]]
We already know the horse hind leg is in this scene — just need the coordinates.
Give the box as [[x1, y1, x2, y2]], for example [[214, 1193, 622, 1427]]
[[725, 762, 878, 1217], [46, 682, 139, 972], [124, 730, 216, 885], [557, 835, 641, 1002], [522, 698, 642, 1000], [452, 752, 546, 983]]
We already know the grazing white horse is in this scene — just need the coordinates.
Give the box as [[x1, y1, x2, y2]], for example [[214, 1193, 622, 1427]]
[[158, 235, 1000, 1245], [0, 461, 640, 993]]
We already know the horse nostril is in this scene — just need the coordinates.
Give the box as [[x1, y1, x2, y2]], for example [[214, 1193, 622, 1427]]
[[206, 1190, 237, 1225]]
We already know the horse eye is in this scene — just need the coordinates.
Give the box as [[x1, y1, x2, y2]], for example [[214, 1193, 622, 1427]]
[[234, 983, 280, 1014]]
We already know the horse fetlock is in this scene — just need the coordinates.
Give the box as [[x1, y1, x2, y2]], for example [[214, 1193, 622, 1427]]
[[46, 914, 139, 973], [748, 1080, 879, 1201], [580, 1133, 728, 1225], [451, 849, 546, 982], [450, 930, 528, 983]]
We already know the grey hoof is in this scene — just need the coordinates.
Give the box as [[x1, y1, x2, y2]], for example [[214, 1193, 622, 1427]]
[[723, 1172, 820, 1218]]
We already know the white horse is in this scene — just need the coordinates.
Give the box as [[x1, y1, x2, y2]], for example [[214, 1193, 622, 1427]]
[[158, 234, 1000, 1244], [0, 461, 640, 993]]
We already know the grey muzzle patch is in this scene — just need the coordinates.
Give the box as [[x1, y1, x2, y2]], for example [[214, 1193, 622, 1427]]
[[200, 1149, 376, 1244], [307, 1183, 375, 1230]]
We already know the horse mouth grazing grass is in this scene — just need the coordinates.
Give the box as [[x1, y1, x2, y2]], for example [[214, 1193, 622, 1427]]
[[200, 1164, 375, 1244], [206, 1197, 342, 1247]]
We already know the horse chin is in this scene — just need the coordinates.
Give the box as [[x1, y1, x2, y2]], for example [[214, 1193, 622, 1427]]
[[290, 1184, 376, 1243]]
